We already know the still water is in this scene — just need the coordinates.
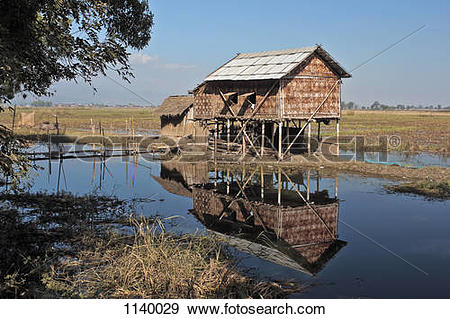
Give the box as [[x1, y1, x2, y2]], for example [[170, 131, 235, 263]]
[[26, 155, 449, 298]]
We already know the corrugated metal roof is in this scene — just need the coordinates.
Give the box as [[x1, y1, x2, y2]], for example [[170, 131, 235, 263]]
[[204, 45, 351, 82]]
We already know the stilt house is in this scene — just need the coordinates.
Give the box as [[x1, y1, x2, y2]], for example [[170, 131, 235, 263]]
[[192, 45, 351, 158]]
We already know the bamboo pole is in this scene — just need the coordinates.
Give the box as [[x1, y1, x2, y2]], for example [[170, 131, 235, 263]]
[[336, 119, 340, 156], [308, 121, 311, 154], [277, 167, 281, 206], [261, 121, 265, 156], [278, 121, 283, 160], [227, 119, 230, 152], [307, 169, 311, 201], [226, 168, 230, 195], [11, 105, 16, 133], [260, 165, 264, 201], [335, 174, 339, 198]]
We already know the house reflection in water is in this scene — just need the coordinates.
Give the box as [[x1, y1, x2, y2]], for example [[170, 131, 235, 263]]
[[153, 161, 346, 276]]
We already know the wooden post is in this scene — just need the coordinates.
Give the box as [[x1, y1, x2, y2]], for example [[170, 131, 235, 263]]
[[271, 122, 275, 148], [307, 169, 311, 201], [316, 171, 320, 193], [214, 164, 217, 188], [91, 118, 95, 135], [226, 168, 230, 195], [278, 121, 283, 160], [335, 175, 339, 198], [336, 119, 340, 156], [317, 121, 321, 142], [286, 120, 290, 154], [213, 121, 217, 161], [261, 121, 265, 156], [277, 167, 281, 206], [227, 119, 230, 152], [260, 165, 264, 201], [11, 105, 16, 133], [308, 121, 311, 154], [241, 122, 246, 156], [55, 115, 59, 135]]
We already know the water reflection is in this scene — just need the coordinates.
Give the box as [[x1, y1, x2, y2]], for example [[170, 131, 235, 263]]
[[154, 161, 346, 276]]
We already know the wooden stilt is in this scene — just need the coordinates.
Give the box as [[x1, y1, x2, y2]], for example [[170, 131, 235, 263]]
[[214, 163, 217, 188], [227, 119, 230, 152], [214, 120, 217, 161], [260, 165, 264, 201], [335, 174, 339, 198], [336, 119, 340, 156], [278, 121, 283, 160], [277, 167, 281, 206], [226, 168, 230, 195], [308, 121, 311, 154], [271, 122, 275, 148], [241, 122, 246, 156], [307, 169, 311, 201], [286, 120, 290, 154], [261, 121, 265, 156], [317, 121, 321, 142], [316, 171, 320, 193]]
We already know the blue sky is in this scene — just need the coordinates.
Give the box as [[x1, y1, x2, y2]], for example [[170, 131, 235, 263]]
[[22, 0, 450, 106]]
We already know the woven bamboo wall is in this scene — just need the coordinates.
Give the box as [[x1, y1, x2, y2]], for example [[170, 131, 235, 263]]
[[282, 55, 340, 119], [194, 80, 280, 119]]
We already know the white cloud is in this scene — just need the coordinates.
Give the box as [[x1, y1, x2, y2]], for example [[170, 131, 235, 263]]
[[129, 53, 195, 70], [129, 53, 159, 64]]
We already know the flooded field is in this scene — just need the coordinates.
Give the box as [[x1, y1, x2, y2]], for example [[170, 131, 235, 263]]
[[18, 150, 450, 298]]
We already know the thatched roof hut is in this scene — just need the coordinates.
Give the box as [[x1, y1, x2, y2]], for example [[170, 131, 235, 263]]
[[155, 95, 207, 138]]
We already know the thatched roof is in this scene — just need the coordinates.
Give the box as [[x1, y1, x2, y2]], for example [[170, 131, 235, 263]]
[[154, 95, 194, 116]]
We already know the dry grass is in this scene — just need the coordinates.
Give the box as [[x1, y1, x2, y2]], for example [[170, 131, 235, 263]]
[[1, 192, 298, 299], [0, 106, 160, 136], [386, 180, 450, 199], [44, 217, 298, 298], [340, 110, 450, 154]]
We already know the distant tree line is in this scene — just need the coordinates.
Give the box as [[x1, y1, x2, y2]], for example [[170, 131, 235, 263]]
[[30, 99, 52, 107], [342, 101, 450, 111]]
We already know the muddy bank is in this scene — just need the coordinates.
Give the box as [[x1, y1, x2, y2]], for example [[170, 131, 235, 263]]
[[386, 181, 450, 200]]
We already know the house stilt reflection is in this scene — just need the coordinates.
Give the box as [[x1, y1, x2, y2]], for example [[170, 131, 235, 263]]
[[154, 161, 346, 276]]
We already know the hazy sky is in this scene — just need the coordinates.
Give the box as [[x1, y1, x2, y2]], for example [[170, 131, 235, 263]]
[[16, 0, 450, 106]]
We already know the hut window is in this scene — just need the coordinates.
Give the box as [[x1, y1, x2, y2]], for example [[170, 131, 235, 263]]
[[241, 92, 256, 108], [224, 92, 238, 104]]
